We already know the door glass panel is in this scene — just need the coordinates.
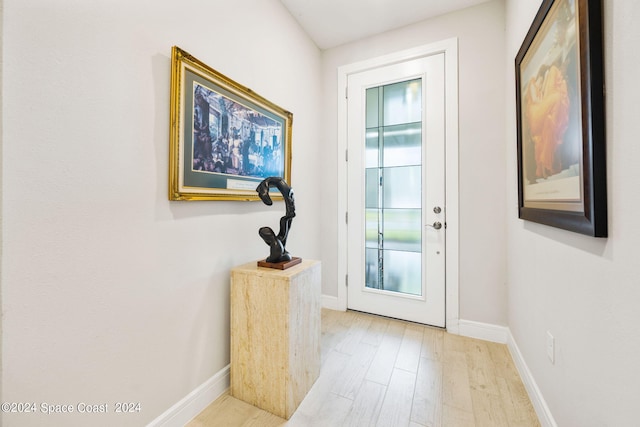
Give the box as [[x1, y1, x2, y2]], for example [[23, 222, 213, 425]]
[[382, 209, 421, 252], [383, 80, 422, 126], [365, 248, 380, 289], [366, 87, 379, 128], [365, 169, 380, 208], [383, 166, 421, 209], [381, 250, 421, 295], [382, 123, 421, 167], [364, 78, 422, 296], [365, 209, 379, 248], [365, 129, 380, 168]]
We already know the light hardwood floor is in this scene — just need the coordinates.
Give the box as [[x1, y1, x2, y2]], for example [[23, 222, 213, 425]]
[[188, 309, 540, 427]]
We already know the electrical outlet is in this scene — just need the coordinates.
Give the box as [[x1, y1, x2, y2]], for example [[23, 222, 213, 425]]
[[546, 331, 555, 364]]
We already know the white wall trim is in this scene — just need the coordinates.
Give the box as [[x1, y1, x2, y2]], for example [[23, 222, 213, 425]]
[[147, 365, 230, 427], [336, 38, 460, 328], [443, 37, 460, 334], [322, 294, 340, 310], [458, 319, 509, 343], [336, 60, 349, 313], [507, 332, 557, 427]]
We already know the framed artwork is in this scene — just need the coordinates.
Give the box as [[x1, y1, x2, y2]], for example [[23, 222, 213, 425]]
[[169, 46, 293, 201], [515, 0, 607, 236]]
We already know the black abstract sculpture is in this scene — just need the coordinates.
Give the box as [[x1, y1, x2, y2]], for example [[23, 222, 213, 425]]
[[256, 177, 295, 264]]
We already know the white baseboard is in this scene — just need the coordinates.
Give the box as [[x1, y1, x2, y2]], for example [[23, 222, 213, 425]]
[[445, 318, 459, 335], [322, 294, 340, 310], [147, 364, 229, 427], [507, 332, 557, 427], [458, 319, 509, 344]]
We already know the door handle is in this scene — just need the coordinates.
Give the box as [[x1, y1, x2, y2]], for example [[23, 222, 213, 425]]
[[427, 221, 442, 230]]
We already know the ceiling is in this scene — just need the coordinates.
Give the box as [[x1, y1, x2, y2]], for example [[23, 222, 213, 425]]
[[280, 0, 493, 50]]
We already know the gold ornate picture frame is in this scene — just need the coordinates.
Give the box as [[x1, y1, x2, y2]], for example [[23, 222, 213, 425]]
[[169, 46, 293, 201]]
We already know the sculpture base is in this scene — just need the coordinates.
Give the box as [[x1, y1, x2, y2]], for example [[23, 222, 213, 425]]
[[231, 260, 321, 418], [257, 257, 302, 270]]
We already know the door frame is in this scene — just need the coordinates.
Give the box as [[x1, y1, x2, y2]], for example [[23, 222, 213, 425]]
[[336, 38, 460, 333]]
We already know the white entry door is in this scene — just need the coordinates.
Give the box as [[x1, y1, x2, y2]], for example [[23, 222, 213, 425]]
[[346, 53, 446, 327]]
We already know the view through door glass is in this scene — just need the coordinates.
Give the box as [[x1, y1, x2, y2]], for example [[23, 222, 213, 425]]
[[365, 79, 423, 296]]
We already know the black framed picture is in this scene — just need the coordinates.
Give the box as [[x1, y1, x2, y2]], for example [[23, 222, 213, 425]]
[[515, 0, 607, 236]]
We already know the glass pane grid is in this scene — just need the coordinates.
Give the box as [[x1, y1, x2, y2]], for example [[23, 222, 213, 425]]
[[364, 78, 423, 297], [383, 166, 421, 209], [383, 122, 422, 168], [381, 249, 421, 296], [383, 79, 422, 126]]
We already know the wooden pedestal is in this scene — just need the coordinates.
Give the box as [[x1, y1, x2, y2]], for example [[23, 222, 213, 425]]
[[230, 259, 321, 419]]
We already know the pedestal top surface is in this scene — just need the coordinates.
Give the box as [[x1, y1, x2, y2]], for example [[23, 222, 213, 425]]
[[232, 259, 320, 278]]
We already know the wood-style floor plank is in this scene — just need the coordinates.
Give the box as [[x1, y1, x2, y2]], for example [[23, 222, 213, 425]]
[[187, 309, 540, 427], [442, 403, 476, 427], [375, 368, 417, 427], [395, 324, 424, 373], [465, 338, 501, 396], [470, 388, 509, 427], [341, 380, 386, 427], [421, 326, 444, 362], [361, 314, 390, 347], [331, 341, 377, 400], [187, 393, 283, 427], [496, 376, 540, 426], [442, 350, 474, 413], [411, 356, 443, 426], [364, 318, 404, 386]]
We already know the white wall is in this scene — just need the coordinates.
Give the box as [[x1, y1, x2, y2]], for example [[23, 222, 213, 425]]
[[506, 0, 640, 424], [0, 0, 321, 425], [320, 0, 508, 325], [0, 0, 4, 406]]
